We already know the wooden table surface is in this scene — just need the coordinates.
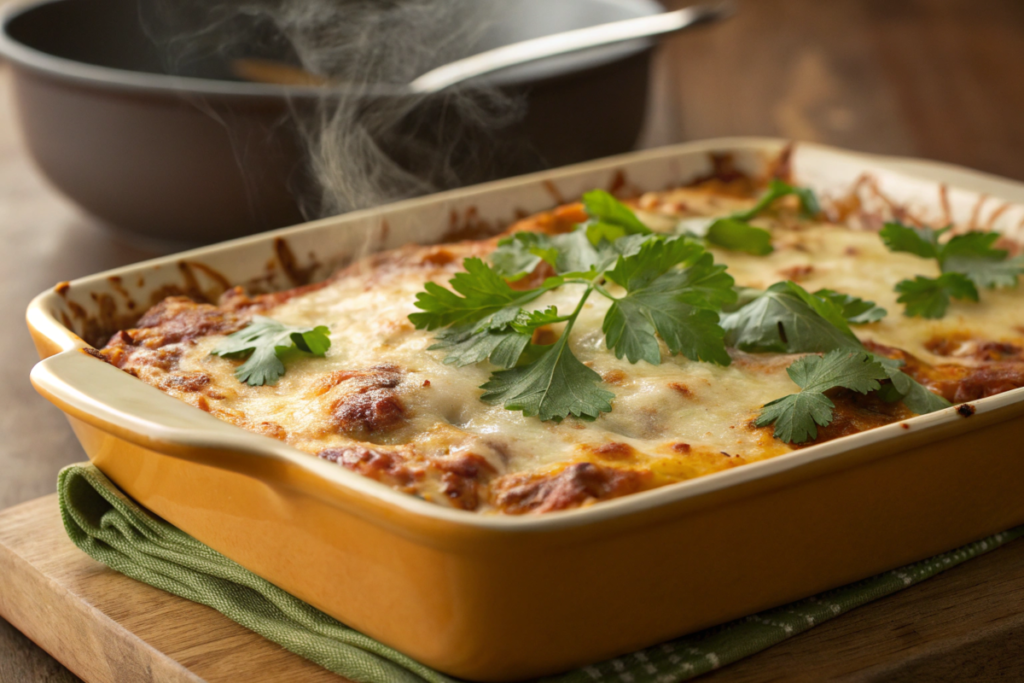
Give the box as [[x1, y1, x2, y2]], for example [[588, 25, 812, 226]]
[[2, 0, 1023, 680]]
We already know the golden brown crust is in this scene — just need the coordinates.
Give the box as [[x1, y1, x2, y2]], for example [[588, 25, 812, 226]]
[[319, 445, 419, 491], [794, 389, 915, 448], [863, 340, 1024, 404], [121, 296, 250, 348], [328, 365, 408, 438], [89, 172, 1024, 515], [491, 462, 652, 514]]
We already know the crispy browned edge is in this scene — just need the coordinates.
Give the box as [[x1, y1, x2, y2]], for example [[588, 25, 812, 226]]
[[83, 149, 1024, 513]]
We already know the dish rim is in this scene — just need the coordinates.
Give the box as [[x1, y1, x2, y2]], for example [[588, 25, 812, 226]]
[[28, 136, 1024, 533]]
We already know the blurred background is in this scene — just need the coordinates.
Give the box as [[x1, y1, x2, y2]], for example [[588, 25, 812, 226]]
[[2, 0, 1023, 680]]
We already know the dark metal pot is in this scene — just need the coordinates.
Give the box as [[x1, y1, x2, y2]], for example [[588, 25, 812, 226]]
[[0, 0, 662, 245]]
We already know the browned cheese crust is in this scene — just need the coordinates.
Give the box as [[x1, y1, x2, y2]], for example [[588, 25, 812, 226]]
[[93, 177, 1024, 514]]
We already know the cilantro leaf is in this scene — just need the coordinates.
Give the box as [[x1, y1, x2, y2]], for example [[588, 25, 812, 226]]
[[872, 356, 951, 415], [410, 257, 552, 330], [602, 295, 662, 365], [705, 218, 774, 255], [688, 180, 817, 255], [602, 232, 651, 261], [491, 227, 627, 280], [422, 189, 956, 427], [603, 236, 706, 293], [940, 231, 1005, 262], [428, 322, 530, 369], [491, 192, 654, 283], [720, 281, 948, 419], [721, 281, 861, 354], [490, 232, 557, 281], [813, 289, 887, 325], [895, 273, 979, 319], [945, 253, 1024, 290], [733, 179, 820, 222], [755, 350, 889, 443], [676, 252, 742, 309], [879, 223, 1016, 287], [881, 222, 1022, 316], [581, 190, 652, 243], [550, 228, 609, 275], [898, 377, 952, 414], [511, 305, 566, 332], [675, 216, 716, 237], [756, 391, 835, 445], [879, 222, 946, 260], [211, 316, 331, 386], [427, 305, 568, 369], [602, 237, 735, 365], [605, 236, 739, 308], [780, 281, 858, 338], [604, 298, 729, 366], [479, 330, 615, 422], [940, 232, 1021, 289]]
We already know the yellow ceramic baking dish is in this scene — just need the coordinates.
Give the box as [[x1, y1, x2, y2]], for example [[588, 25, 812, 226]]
[[28, 138, 1024, 681]]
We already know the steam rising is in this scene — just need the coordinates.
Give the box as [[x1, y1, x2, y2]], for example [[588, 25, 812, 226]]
[[142, 0, 537, 218]]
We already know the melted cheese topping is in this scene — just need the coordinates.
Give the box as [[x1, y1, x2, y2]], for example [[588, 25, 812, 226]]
[[102, 187, 1024, 513]]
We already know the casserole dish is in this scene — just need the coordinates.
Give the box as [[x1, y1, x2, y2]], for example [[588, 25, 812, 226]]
[[28, 138, 1024, 681]]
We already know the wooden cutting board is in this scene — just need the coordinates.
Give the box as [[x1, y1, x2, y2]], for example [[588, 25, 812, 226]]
[[1, 494, 1023, 683]]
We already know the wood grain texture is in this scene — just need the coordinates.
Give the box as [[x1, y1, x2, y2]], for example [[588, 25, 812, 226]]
[[0, 496, 348, 683], [644, 0, 1024, 182], [2, 0, 1024, 679], [3, 496, 1024, 683]]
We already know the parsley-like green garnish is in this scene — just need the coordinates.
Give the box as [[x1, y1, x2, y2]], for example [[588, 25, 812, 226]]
[[705, 218, 774, 256], [488, 232, 553, 283], [723, 281, 949, 442], [408, 257, 555, 331], [413, 194, 736, 422], [894, 273, 978, 319], [733, 179, 820, 222], [581, 189, 653, 245], [754, 350, 889, 444], [880, 222, 1024, 318], [479, 293, 615, 422], [721, 281, 862, 354], [416, 191, 951, 435], [602, 237, 734, 365], [211, 316, 331, 386], [812, 289, 887, 325], [679, 179, 820, 256]]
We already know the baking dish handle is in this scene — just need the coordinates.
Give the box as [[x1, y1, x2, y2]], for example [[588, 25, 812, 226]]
[[30, 349, 289, 473]]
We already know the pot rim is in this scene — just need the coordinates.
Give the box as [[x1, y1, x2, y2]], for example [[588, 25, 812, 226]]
[[0, 0, 662, 100]]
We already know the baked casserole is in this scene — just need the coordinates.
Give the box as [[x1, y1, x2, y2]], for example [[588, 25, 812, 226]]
[[89, 155, 1024, 515]]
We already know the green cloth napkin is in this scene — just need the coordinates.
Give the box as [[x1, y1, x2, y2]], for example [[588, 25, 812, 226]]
[[58, 463, 1023, 683]]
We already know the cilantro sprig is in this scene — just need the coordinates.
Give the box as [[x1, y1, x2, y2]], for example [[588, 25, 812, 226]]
[[414, 191, 951, 436], [412, 194, 736, 422], [212, 316, 331, 386], [812, 289, 887, 325], [678, 179, 820, 256], [894, 273, 978, 319], [733, 178, 820, 222], [581, 189, 653, 245], [722, 281, 862, 354], [880, 222, 1024, 318], [479, 289, 615, 421], [754, 350, 889, 443], [722, 281, 949, 443], [602, 237, 734, 365]]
